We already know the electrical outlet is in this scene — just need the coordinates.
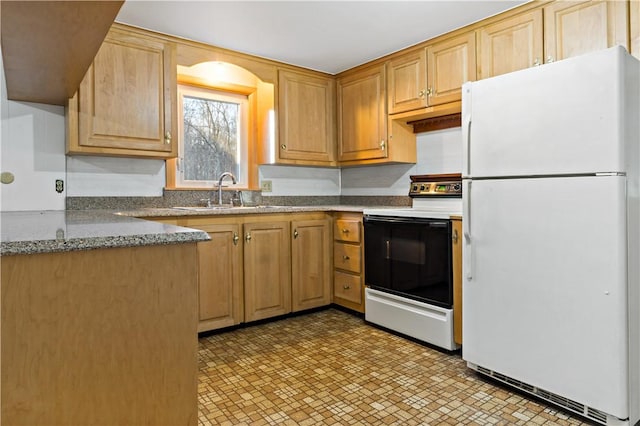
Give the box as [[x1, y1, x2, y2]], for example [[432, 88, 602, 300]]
[[260, 180, 272, 192]]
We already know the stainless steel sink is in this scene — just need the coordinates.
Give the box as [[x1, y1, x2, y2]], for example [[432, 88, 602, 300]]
[[171, 206, 232, 211], [171, 205, 284, 212]]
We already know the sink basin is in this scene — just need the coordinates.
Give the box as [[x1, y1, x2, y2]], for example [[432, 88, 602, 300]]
[[171, 206, 232, 211], [171, 205, 284, 212]]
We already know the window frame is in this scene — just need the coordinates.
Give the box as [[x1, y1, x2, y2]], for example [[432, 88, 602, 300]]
[[174, 84, 249, 189]]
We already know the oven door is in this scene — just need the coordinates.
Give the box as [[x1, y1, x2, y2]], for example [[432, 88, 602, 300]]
[[364, 215, 452, 309]]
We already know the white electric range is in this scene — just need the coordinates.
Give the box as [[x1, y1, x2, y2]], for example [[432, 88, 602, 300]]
[[362, 174, 462, 350]]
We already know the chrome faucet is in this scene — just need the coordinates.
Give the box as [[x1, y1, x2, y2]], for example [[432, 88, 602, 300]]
[[217, 172, 237, 205]]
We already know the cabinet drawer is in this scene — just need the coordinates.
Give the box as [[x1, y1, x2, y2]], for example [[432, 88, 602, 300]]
[[334, 219, 361, 243], [333, 271, 362, 304], [333, 242, 361, 273]]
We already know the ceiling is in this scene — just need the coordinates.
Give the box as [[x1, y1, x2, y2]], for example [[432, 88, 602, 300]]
[[116, 1, 529, 75]]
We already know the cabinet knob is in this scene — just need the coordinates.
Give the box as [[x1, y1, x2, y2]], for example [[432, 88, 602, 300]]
[[281, 144, 287, 150], [418, 89, 426, 98], [343, 285, 351, 290], [245, 232, 251, 242], [546, 55, 555, 64], [293, 229, 299, 239], [380, 140, 386, 151], [342, 228, 350, 234], [426, 87, 433, 96], [533, 58, 541, 67], [233, 232, 239, 246], [452, 229, 458, 244], [342, 255, 350, 260], [164, 131, 172, 145]]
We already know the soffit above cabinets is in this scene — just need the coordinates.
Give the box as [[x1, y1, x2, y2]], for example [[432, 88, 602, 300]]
[[115, 1, 529, 75], [1, 1, 124, 106]]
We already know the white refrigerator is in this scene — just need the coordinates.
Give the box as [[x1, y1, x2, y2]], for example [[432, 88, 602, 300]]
[[461, 46, 640, 426]]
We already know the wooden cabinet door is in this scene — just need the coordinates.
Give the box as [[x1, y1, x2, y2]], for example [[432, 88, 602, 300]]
[[243, 220, 291, 321], [75, 27, 177, 157], [291, 219, 331, 312], [337, 64, 387, 162], [196, 223, 243, 332], [631, 0, 640, 59], [452, 219, 462, 345], [426, 32, 476, 106], [544, 0, 628, 63], [478, 9, 544, 79], [388, 49, 427, 114], [277, 70, 335, 164]]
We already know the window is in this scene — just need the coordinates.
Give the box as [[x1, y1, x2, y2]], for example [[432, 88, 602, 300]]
[[176, 84, 248, 188]]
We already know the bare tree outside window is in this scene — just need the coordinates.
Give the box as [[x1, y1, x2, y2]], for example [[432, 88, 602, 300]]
[[176, 85, 248, 188], [182, 95, 239, 181]]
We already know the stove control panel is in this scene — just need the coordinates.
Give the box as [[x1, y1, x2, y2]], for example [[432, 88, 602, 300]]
[[409, 181, 462, 197]]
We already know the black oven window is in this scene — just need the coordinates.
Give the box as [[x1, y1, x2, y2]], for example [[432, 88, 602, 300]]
[[364, 218, 452, 308]]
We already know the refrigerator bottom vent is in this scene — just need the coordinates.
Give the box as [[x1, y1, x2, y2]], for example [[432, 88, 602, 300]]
[[473, 365, 619, 425]]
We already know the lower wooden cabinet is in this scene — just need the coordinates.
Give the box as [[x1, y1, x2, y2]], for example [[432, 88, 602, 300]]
[[333, 270, 363, 306], [2, 244, 199, 424], [180, 213, 331, 332], [452, 218, 463, 345], [332, 212, 365, 313], [291, 219, 332, 312], [196, 223, 243, 332], [243, 220, 292, 322]]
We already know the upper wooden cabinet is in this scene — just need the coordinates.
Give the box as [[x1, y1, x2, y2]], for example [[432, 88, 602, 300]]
[[277, 70, 336, 165], [631, 0, 640, 59], [388, 32, 476, 115], [477, 9, 544, 79], [388, 49, 427, 114], [67, 26, 178, 158], [426, 32, 477, 106], [543, 0, 628, 63], [338, 64, 416, 165], [337, 64, 387, 162]]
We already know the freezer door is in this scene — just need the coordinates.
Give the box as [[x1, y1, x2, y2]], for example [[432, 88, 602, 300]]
[[462, 175, 629, 418], [462, 46, 630, 178]]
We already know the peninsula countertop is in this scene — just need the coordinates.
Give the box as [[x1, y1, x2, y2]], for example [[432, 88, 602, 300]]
[[0, 210, 210, 256], [0, 205, 407, 256]]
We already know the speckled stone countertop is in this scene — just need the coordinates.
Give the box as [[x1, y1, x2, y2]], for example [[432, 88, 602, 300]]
[[117, 204, 373, 218], [0, 210, 210, 256]]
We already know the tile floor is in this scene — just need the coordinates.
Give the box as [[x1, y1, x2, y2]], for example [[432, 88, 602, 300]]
[[198, 308, 590, 425]]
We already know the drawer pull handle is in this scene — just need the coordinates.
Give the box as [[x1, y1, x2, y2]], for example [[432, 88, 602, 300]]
[[343, 285, 351, 290], [342, 228, 349, 233], [342, 255, 350, 260]]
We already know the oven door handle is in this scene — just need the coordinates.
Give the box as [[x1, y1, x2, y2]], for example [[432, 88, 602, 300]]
[[463, 180, 473, 281]]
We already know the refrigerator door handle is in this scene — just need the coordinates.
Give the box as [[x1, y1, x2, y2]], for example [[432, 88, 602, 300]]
[[463, 180, 473, 281], [461, 83, 472, 177], [463, 119, 472, 177]]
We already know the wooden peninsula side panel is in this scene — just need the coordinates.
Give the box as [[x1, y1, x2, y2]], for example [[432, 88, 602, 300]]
[[1, 243, 199, 425]]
